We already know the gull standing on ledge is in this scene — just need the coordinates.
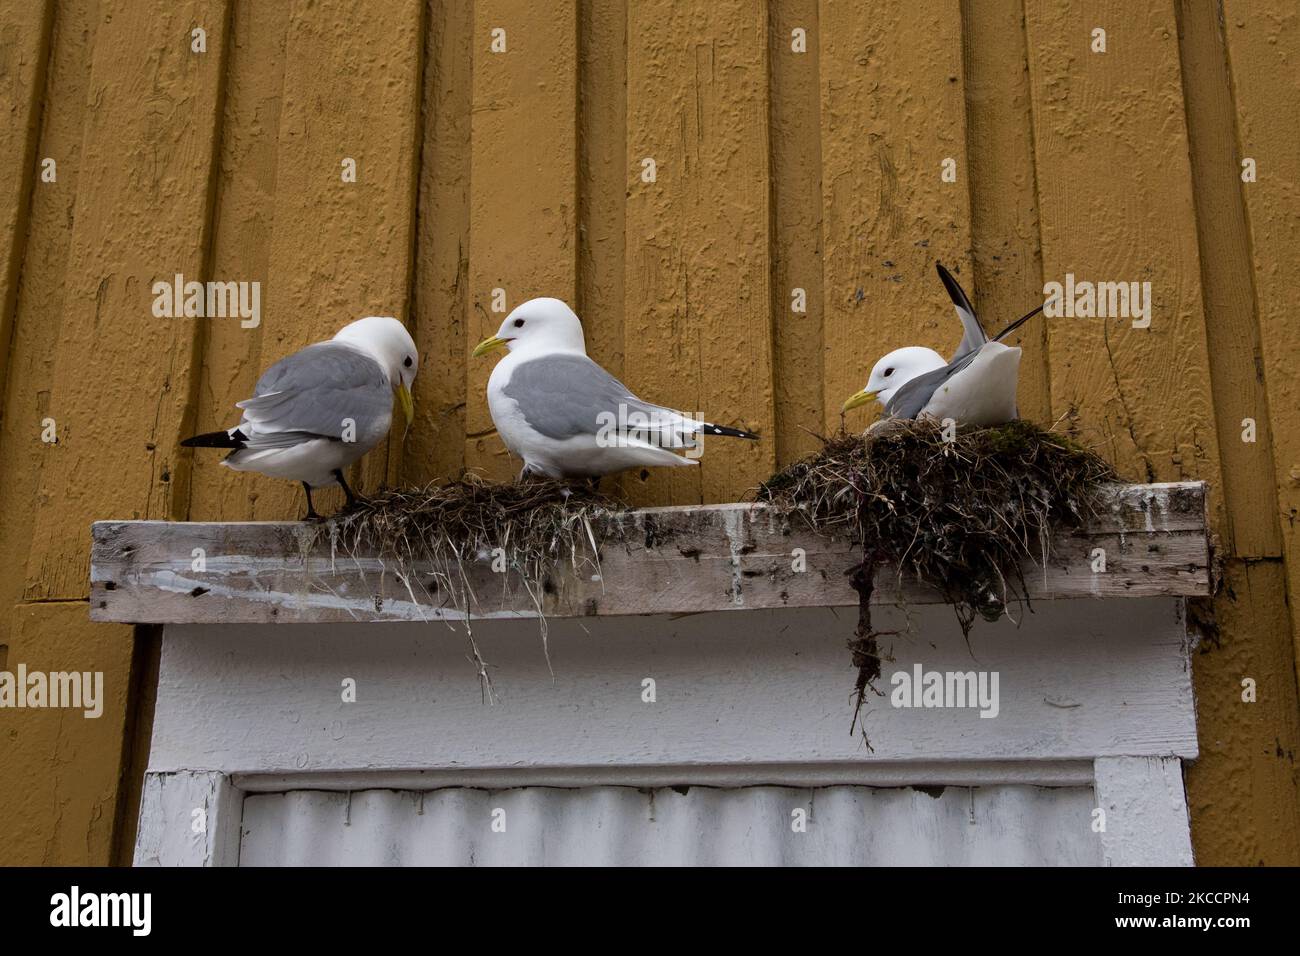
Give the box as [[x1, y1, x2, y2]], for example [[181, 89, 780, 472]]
[[473, 297, 759, 479], [842, 263, 1042, 427], [181, 316, 418, 518]]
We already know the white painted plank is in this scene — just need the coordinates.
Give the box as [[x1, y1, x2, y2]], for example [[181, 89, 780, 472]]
[[1093, 756, 1194, 866], [144, 599, 1197, 777], [91, 483, 1210, 624], [133, 771, 242, 867]]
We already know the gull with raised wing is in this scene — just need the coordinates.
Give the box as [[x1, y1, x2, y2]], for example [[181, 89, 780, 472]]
[[842, 263, 1042, 426]]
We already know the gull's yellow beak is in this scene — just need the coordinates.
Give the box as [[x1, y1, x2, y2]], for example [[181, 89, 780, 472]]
[[472, 335, 510, 358], [842, 388, 877, 413], [397, 381, 414, 427]]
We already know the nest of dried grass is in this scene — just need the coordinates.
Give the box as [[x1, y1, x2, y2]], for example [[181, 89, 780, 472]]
[[758, 417, 1118, 739], [328, 474, 623, 699]]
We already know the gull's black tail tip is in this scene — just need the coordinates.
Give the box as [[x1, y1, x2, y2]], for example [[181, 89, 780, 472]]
[[702, 423, 761, 441], [181, 429, 245, 449]]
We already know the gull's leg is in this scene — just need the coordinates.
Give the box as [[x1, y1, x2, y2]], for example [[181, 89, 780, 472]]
[[301, 482, 321, 521], [333, 469, 358, 507]]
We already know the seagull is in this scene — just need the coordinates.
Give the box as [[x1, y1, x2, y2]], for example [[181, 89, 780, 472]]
[[842, 263, 1043, 426], [181, 316, 418, 518], [472, 297, 759, 479]]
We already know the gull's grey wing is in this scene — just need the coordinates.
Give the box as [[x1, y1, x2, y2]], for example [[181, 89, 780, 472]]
[[236, 341, 392, 440], [885, 349, 979, 420], [936, 262, 987, 363], [503, 353, 688, 441]]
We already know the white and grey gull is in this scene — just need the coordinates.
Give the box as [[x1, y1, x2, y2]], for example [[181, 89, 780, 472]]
[[473, 297, 759, 479], [842, 263, 1043, 426], [181, 315, 418, 518]]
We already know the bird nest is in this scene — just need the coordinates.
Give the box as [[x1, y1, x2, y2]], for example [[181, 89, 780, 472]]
[[757, 417, 1118, 741], [327, 474, 623, 701]]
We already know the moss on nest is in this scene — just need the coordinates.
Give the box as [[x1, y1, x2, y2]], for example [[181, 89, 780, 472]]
[[758, 417, 1119, 740]]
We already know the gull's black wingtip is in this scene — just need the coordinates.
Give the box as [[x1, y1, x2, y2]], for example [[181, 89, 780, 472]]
[[181, 429, 245, 449], [702, 423, 760, 441], [935, 261, 972, 309]]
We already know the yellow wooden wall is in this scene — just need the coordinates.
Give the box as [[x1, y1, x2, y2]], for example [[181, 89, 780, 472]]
[[1, 0, 1297, 865]]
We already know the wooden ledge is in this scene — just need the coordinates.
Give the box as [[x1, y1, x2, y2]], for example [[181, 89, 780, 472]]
[[90, 482, 1210, 625]]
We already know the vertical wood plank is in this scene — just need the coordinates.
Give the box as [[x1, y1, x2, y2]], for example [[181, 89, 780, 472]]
[[1220, 1, 1300, 676], [1185, 561, 1300, 864], [465, 0, 579, 480], [577, 0, 627, 379], [186, 0, 291, 521], [0, 0, 98, 614], [818, 0, 974, 434], [575, 0, 628, 498], [1094, 756, 1195, 866], [1176, 0, 1284, 560], [252, 0, 425, 516], [22, 0, 232, 601], [960, 0, 1051, 423], [0, 0, 114, 867], [769, 0, 824, 467], [1023, 1, 1224, 504], [0, 604, 136, 864], [405, 0, 473, 486], [133, 770, 242, 866], [0, 0, 54, 398], [1176, 0, 1300, 865], [623, 0, 775, 506]]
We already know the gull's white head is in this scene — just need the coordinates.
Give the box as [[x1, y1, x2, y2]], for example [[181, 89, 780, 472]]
[[472, 297, 586, 359], [334, 315, 419, 425], [843, 346, 947, 413]]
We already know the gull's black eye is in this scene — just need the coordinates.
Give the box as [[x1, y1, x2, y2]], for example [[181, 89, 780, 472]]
[[403, 356, 413, 368], [884, 367, 894, 377], [513, 318, 525, 328]]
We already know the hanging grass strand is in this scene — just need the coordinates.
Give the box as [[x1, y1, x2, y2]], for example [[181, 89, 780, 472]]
[[328, 474, 622, 696]]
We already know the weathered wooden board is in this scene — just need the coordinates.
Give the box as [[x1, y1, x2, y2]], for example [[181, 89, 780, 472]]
[[91, 481, 1208, 624]]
